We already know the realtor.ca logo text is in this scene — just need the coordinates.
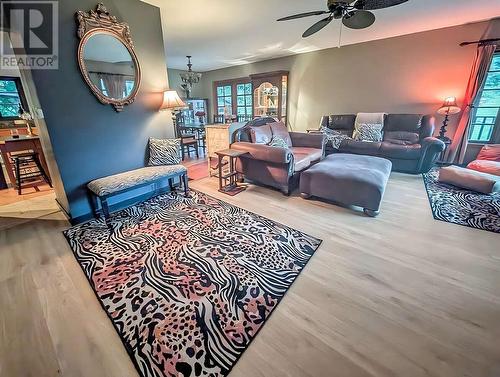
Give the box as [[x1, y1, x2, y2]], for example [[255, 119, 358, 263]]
[[1, 1, 59, 70]]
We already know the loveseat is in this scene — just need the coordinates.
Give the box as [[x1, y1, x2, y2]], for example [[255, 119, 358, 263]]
[[231, 118, 324, 195], [320, 114, 445, 174]]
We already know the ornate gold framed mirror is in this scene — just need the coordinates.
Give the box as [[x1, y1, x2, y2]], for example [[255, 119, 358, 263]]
[[76, 3, 141, 112]]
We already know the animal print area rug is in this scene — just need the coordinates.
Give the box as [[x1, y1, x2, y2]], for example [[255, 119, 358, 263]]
[[64, 190, 321, 377], [423, 168, 500, 234]]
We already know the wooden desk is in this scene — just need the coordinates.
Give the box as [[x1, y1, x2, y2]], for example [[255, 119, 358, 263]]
[[0, 136, 50, 188]]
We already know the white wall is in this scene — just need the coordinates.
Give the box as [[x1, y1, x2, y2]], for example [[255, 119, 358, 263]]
[[167, 68, 204, 99], [193, 20, 494, 139], [0, 31, 21, 77]]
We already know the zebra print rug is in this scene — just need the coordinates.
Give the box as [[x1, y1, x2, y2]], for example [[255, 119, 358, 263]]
[[64, 190, 321, 377], [423, 168, 500, 234]]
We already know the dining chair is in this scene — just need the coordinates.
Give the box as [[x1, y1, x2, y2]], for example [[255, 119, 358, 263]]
[[237, 115, 254, 123], [196, 127, 206, 154], [175, 123, 199, 160], [213, 114, 225, 124], [3, 140, 52, 195]]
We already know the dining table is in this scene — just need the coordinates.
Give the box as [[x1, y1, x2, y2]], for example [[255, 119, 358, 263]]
[[178, 122, 206, 136], [0, 135, 51, 190]]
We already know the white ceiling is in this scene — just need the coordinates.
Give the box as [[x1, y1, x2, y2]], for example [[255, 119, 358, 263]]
[[143, 0, 500, 72]]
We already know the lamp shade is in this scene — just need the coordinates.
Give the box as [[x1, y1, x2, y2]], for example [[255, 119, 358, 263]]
[[160, 90, 186, 110], [437, 96, 461, 115]]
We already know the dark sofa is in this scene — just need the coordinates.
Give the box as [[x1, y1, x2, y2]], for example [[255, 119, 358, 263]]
[[232, 118, 324, 195], [320, 114, 445, 174]]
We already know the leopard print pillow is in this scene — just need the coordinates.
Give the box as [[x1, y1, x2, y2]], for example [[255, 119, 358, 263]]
[[353, 123, 383, 142], [321, 127, 352, 149], [268, 136, 290, 149]]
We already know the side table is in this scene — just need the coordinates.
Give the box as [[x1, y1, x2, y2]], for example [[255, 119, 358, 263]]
[[214, 149, 248, 195], [436, 137, 452, 165]]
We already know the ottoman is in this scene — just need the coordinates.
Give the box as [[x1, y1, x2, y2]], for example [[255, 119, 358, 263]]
[[300, 154, 392, 216]]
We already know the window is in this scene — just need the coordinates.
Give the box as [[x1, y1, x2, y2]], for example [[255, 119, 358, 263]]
[[0, 77, 27, 120], [125, 80, 134, 97], [99, 78, 109, 97], [236, 83, 253, 117], [469, 52, 500, 143], [216, 85, 232, 115], [214, 79, 253, 118]]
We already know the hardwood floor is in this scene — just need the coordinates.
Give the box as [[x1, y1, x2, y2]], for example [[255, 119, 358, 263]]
[[0, 191, 60, 231], [0, 184, 53, 206], [183, 157, 209, 181], [1, 173, 499, 377]]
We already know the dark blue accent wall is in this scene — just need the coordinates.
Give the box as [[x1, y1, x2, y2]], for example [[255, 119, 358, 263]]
[[30, 0, 172, 220]]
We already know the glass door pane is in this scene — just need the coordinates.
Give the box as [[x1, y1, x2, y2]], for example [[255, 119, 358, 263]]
[[236, 82, 252, 118], [217, 85, 232, 117]]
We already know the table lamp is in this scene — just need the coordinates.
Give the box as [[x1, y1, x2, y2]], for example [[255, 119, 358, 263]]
[[436, 97, 461, 142], [160, 90, 186, 132], [195, 111, 206, 125]]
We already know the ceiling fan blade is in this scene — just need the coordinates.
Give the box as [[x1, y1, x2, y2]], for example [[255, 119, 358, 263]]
[[277, 11, 328, 21], [355, 0, 408, 10], [342, 10, 375, 29], [302, 15, 334, 38]]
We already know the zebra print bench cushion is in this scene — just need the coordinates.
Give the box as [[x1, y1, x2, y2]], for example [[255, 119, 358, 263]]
[[88, 165, 187, 197], [149, 138, 182, 166]]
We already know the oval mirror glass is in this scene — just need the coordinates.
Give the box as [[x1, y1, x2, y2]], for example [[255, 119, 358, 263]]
[[81, 33, 138, 101]]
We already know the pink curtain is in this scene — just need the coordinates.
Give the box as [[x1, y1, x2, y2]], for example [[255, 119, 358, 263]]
[[448, 44, 496, 163]]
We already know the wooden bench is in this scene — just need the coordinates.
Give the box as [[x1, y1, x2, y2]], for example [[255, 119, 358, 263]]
[[87, 165, 188, 219]]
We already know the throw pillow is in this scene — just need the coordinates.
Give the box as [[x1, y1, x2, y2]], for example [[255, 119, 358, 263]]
[[148, 138, 181, 166], [353, 123, 383, 142], [467, 160, 500, 176], [476, 144, 500, 162], [268, 136, 289, 149], [250, 124, 273, 144], [321, 127, 351, 149], [269, 122, 292, 147]]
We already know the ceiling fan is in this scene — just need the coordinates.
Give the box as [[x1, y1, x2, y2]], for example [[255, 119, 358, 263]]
[[277, 0, 409, 38]]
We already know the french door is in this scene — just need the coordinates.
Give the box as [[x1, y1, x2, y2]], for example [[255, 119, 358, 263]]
[[214, 79, 253, 119]]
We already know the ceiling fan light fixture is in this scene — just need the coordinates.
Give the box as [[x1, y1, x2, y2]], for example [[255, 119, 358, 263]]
[[359, 0, 408, 10], [278, 0, 407, 37], [333, 8, 344, 19], [342, 10, 376, 29], [354, 0, 366, 9]]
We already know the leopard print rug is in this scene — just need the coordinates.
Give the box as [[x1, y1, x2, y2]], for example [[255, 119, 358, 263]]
[[64, 190, 321, 377], [423, 168, 500, 234]]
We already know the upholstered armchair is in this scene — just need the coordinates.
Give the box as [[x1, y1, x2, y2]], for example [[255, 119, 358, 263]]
[[232, 119, 324, 195]]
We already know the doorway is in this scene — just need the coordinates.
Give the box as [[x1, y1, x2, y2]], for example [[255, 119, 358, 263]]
[[0, 30, 67, 228]]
